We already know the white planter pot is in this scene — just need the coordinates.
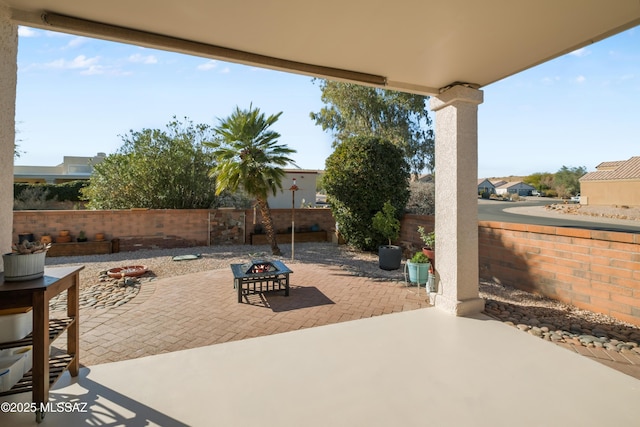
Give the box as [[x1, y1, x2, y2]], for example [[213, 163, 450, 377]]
[[2, 252, 46, 281]]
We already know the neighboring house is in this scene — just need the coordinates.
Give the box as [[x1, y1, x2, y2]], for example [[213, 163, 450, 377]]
[[14, 153, 106, 184], [579, 156, 640, 206], [477, 179, 495, 196], [267, 170, 319, 209], [494, 181, 536, 196]]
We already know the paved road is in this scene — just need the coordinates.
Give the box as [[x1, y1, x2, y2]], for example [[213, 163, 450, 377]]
[[478, 198, 640, 234]]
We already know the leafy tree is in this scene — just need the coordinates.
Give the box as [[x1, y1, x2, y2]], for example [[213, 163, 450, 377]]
[[324, 135, 409, 251], [524, 172, 554, 193], [206, 105, 296, 256], [82, 117, 218, 209], [310, 80, 434, 176], [553, 165, 586, 198]]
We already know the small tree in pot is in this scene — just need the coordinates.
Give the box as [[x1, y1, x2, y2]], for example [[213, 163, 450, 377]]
[[372, 201, 402, 270]]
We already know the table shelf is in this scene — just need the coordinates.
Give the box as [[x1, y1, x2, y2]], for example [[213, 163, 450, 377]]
[[0, 354, 74, 396], [0, 317, 74, 351], [0, 266, 83, 422]]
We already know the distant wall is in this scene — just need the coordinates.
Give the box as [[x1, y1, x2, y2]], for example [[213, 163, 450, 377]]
[[12, 208, 336, 252]]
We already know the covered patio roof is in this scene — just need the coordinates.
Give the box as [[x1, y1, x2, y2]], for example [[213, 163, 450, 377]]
[[6, 0, 640, 95]]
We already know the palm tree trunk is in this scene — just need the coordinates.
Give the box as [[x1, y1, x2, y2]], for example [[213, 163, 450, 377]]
[[257, 198, 281, 255]]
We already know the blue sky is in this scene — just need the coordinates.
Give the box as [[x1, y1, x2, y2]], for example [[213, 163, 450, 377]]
[[15, 25, 639, 178]]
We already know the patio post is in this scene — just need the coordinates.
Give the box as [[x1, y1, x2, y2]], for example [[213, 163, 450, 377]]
[[0, 6, 18, 261], [430, 85, 485, 316]]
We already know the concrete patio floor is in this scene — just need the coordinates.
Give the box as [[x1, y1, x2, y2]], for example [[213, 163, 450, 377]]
[[2, 262, 640, 425]]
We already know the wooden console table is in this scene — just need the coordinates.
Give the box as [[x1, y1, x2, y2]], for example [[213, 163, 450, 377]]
[[0, 265, 84, 423]]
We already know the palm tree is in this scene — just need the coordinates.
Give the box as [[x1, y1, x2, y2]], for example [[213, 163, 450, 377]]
[[206, 105, 296, 255]]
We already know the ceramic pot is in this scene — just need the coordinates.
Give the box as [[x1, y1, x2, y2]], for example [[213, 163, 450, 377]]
[[2, 251, 46, 281]]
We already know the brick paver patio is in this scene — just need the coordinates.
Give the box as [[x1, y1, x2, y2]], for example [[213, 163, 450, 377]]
[[49, 261, 640, 380], [56, 263, 430, 366]]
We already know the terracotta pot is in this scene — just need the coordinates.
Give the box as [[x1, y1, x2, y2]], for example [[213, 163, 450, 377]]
[[56, 235, 72, 243], [59, 230, 70, 237], [95, 233, 105, 241], [40, 235, 52, 245], [422, 248, 435, 272]]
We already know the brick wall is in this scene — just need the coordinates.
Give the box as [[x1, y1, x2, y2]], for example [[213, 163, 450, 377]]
[[13, 208, 336, 252], [399, 214, 640, 326], [477, 221, 640, 326]]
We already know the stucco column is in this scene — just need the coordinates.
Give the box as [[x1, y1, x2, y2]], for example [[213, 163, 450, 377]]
[[0, 6, 17, 268], [429, 85, 484, 316]]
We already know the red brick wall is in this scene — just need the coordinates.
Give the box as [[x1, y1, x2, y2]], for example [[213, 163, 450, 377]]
[[243, 208, 336, 241], [477, 221, 640, 326], [399, 214, 640, 326], [13, 208, 336, 252]]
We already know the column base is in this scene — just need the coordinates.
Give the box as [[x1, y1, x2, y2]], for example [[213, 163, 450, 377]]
[[433, 294, 485, 317]]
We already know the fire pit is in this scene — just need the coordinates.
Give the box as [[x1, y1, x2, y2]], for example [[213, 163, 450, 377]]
[[230, 260, 292, 303]]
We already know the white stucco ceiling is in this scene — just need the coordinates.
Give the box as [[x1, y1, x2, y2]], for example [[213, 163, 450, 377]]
[[4, 0, 640, 95]]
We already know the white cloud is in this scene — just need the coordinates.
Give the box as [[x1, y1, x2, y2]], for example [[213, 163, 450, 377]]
[[569, 48, 590, 57], [220, 67, 231, 74], [18, 27, 39, 37], [197, 60, 218, 71], [44, 55, 100, 71], [65, 37, 89, 49], [128, 53, 158, 64], [575, 75, 586, 84]]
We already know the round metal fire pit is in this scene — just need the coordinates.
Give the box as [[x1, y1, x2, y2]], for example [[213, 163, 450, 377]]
[[107, 265, 148, 279]]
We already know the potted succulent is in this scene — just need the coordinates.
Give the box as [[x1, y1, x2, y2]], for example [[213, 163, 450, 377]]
[[406, 251, 430, 285], [418, 226, 435, 268], [372, 200, 402, 270], [2, 240, 51, 281], [77, 230, 88, 242]]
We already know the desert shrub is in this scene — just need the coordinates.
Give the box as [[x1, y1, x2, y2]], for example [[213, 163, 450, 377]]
[[324, 136, 409, 251], [406, 181, 435, 215], [13, 186, 53, 210]]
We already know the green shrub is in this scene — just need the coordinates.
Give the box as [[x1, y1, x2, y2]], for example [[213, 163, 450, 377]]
[[410, 251, 430, 263], [324, 136, 409, 251], [372, 201, 401, 245], [14, 180, 88, 204]]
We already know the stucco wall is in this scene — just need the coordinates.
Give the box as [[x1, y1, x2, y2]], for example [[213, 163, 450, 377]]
[[0, 9, 18, 267], [581, 180, 640, 207]]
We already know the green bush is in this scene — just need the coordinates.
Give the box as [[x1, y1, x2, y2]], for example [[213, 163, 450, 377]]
[[410, 251, 430, 263], [324, 136, 409, 251], [14, 181, 88, 203]]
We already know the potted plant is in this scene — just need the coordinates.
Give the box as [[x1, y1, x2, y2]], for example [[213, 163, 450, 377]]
[[418, 226, 435, 268], [406, 251, 430, 285], [372, 200, 402, 270], [77, 230, 88, 242], [2, 240, 51, 281]]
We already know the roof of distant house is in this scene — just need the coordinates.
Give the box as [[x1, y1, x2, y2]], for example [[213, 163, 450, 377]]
[[581, 156, 640, 181], [495, 181, 534, 189]]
